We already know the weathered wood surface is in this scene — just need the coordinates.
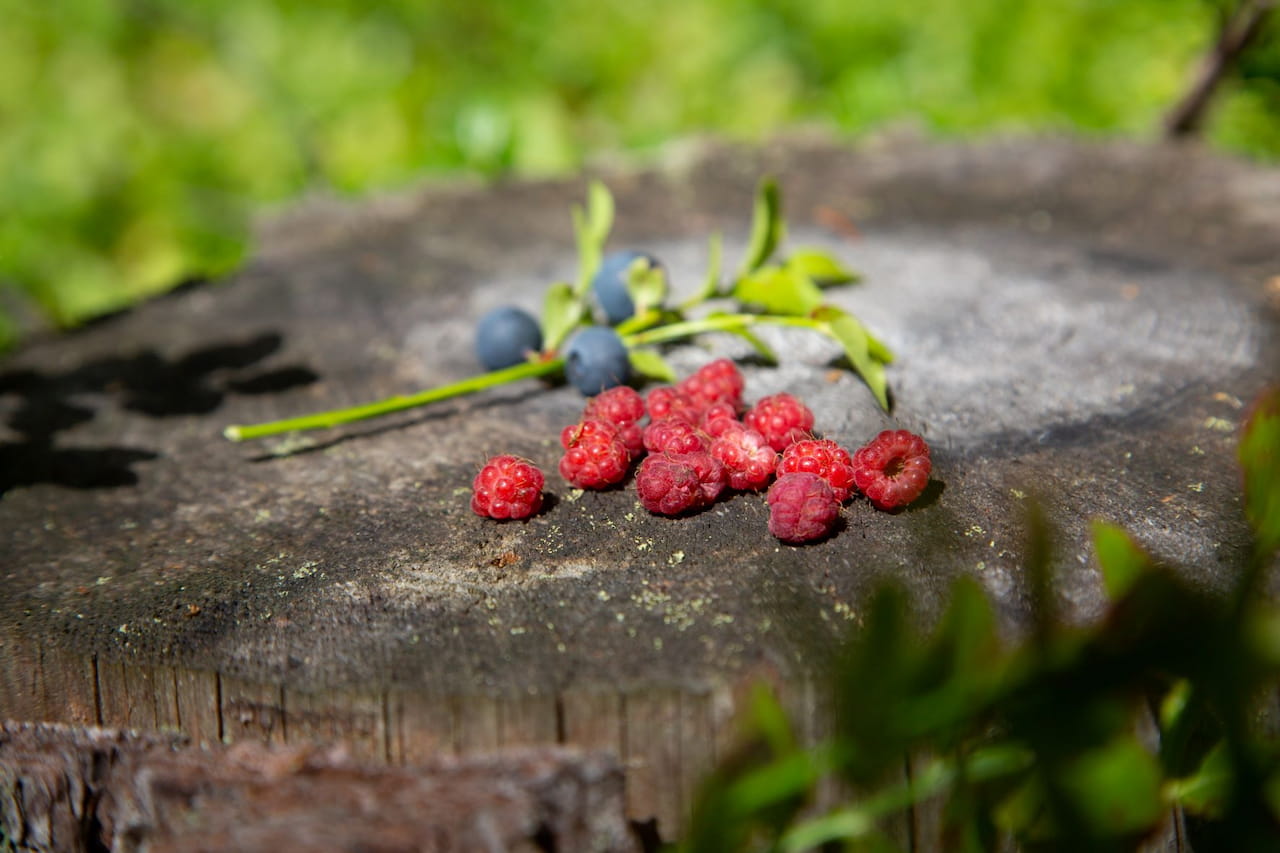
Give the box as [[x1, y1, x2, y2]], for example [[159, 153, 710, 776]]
[[2, 134, 1279, 843], [0, 721, 633, 852]]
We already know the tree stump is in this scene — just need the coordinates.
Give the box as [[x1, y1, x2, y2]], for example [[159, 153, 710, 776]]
[[2, 135, 1278, 846]]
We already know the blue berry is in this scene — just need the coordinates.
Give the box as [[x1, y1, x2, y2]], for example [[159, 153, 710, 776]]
[[592, 250, 661, 325], [564, 327, 631, 396], [475, 306, 543, 370]]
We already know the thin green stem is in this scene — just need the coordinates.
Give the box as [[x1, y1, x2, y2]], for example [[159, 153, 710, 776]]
[[223, 357, 563, 441], [623, 313, 818, 348]]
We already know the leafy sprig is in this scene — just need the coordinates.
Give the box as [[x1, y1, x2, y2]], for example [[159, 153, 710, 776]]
[[223, 179, 891, 442]]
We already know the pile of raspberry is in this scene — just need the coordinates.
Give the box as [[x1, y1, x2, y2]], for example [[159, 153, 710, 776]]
[[471, 359, 932, 544]]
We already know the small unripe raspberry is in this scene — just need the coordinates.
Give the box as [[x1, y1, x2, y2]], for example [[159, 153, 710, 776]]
[[471, 455, 545, 519], [643, 416, 710, 455], [744, 393, 815, 452], [646, 386, 704, 424], [710, 424, 778, 491], [636, 455, 706, 516], [767, 472, 840, 544], [559, 419, 631, 489], [778, 439, 856, 503], [678, 358, 744, 412], [852, 430, 932, 510]]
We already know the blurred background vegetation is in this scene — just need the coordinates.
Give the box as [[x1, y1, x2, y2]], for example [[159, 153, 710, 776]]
[[2, 0, 1278, 350]]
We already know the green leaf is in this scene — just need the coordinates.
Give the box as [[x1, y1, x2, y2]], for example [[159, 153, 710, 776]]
[[541, 281, 584, 352], [785, 247, 860, 286], [1061, 738, 1165, 835], [739, 177, 784, 276], [733, 266, 823, 316], [1091, 520, 1150, 600], [725, 326, 778, 364], [627, 348, 676, 382], [683, 231, 723, 308], [572, 180, 614, 296], [1169, 741, 1231, 817], [624, 255, 667, 315], [813, 305, 890, 410], [1239, 387, 1280, 556]]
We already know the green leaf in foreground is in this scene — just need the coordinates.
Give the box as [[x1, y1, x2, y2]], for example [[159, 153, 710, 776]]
[[1091, 520, 1150, 600], [541, 281, 584, 352], [627, 348, 676, 382], [739, 177, 784, 276], [785, 247, 860, 286], [813, 305, 891, 409], [733, 266, 822, 316], [1240, 387, 1280, 557]]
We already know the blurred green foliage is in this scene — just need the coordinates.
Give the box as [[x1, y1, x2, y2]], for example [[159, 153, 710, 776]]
[[2, 0, 1278, 348], [681, 388, 1280, 852]]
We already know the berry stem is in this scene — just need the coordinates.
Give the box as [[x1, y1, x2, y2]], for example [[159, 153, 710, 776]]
[[622, 313, 820, 347], [222, 357, 563, 441]]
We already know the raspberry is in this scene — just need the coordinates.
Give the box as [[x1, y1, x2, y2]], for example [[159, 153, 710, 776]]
[[559, 419, 631, 489], [670, 450, 726, 504], [710, 424, 778, 491], [778, 439, 856, 503], [636, 453, 721, 515], [767, 472, 840, 544], [743, 393, 815, 452], [699, 400, 740, 437], [678, 358, 744, 412], [471, 455, 545, 519], [643, 416, 710, 455], [852, 429, 932, 511], [584, 386, 646, 458], [646, 386, 704, 424]]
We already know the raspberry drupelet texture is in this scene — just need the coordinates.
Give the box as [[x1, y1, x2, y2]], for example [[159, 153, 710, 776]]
[[699, 401, 740, 437], [668, 450, 726, 504], [559, 419, 631, 489], [744, 393, 815, 452], [767, 472, 840, 543], [678, 358, 744, 413], [778, 439, 857, 503], [471, 455, 545, 519], [583, 386, 647, 458], [643, 416, 710, 455], [852, 429, 932, 510], [710, 424, 778, 491], [646, 386, 704, 424], [636, 455, 707, 516]]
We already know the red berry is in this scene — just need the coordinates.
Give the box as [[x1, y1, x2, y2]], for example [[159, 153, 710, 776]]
[[767, 472, 840, 544], [643, 416, 710, 455], [646, 386, 704, 423], [699, 400, 740, 437], [678, 358, 744, 412], [710, 424, 778, 491], [471, 455, 545, 519], [669, 450, 726, 504], [743, 393, 815, 452], [584, 385, 646, 427], [583, 388, 647, 459], [559, 420, 631, 489], [636, 455, 707, 516], [778, 439, 856, 503], [851, 429, 932, 510]]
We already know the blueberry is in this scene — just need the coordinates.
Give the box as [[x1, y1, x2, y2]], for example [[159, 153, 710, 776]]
[[475, 306, 543, 370], [592, 250, 662, 325], [564, 327, 631, 396]]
